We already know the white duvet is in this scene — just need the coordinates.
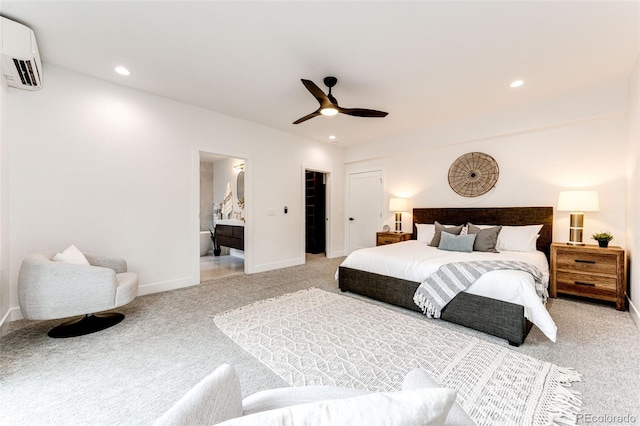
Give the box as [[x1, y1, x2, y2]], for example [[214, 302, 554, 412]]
[[338, 240, 557, 342]]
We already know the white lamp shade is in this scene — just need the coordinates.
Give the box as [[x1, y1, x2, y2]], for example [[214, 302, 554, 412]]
[[557, 191, 600, 212], [389, 198, 408, 212]]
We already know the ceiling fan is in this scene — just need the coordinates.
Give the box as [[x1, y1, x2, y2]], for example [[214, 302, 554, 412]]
[[292, 76, 388, 124]]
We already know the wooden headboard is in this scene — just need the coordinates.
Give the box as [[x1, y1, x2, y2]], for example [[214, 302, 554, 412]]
[[412, 207, 553, 261]]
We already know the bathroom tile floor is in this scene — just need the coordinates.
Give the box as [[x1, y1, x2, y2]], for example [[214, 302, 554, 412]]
[[200, 254, 244, 282]]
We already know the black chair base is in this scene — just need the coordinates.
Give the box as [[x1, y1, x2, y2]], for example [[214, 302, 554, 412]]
[[48, 313, 124, 338]]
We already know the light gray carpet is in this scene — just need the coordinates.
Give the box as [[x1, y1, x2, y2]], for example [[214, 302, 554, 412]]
[[1, 254, 639, 425]]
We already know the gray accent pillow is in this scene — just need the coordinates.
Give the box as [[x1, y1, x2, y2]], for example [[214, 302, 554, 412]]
[[438, 232, 477, 253], [467, 223, 502, 253], [428, 222, 464, 247]]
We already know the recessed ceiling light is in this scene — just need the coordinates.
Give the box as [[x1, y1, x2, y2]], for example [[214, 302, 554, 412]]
[[329, 135, 336, 140], [115, 66, 130, 76], [510, 80, 524, 88]]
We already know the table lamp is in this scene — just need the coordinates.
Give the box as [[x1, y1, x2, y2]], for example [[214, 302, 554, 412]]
[[389, 198, 408, 233], [557, 190, 600, 245]]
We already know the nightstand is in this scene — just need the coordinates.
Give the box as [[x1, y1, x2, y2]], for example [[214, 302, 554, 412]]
[[550, 242, 627, 310], [376, 232, 412, 246]]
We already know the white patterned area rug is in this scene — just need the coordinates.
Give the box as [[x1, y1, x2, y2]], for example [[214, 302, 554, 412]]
[[213, 288, 582, 426]]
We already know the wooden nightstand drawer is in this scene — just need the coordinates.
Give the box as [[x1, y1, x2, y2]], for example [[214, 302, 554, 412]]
[[555, 251, 618, 275], [377, 234, 403, 245], [556, 271, 617, 293], [376, 232, 411, 246]]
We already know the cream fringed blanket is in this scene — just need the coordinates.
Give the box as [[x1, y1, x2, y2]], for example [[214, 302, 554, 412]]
[[414, 260, 546, 318], [213, 289, 582, 426]]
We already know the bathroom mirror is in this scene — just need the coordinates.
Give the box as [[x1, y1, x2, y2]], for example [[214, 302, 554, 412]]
[[236, 171, 245, 208]]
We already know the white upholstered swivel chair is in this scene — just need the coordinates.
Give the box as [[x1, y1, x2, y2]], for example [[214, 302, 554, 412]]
[[18, 250, 138, 338]]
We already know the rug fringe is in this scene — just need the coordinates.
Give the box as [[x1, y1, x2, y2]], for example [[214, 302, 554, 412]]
[[546, 366, 583, 426]]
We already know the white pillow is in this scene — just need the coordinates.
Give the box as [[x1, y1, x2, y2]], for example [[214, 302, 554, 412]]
[[496, 225, 543, 252], [218, 388, 457, 426], [416, 224, 435, 243], [52, 245, 90, 265]]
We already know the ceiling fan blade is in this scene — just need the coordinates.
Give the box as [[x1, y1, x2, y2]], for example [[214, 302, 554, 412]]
[[292, 110, 321, 125], [301, 79, 332, 107], [338, 107, 389, 118], [295, 78, 388, 123]]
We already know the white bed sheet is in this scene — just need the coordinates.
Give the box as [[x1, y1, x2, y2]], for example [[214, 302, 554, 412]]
[[337, 240, 557, 342]]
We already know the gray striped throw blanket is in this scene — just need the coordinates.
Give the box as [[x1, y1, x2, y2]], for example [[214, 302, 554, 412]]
[[413, 260, 546, 318]]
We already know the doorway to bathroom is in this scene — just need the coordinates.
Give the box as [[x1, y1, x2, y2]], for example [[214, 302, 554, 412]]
[[199, 151, 246, 282]]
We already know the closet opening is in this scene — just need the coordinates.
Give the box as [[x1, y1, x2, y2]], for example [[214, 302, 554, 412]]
[[305, 170, 327, 256]]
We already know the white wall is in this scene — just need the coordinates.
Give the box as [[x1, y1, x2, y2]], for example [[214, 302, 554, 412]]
[[5, 65, 344, 320], [0, 14, 9, 334], [345, 83, 628, 248], [627, 55, 640, 327]]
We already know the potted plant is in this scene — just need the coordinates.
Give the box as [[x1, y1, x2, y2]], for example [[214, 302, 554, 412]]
[[592, 231, 613, 248]]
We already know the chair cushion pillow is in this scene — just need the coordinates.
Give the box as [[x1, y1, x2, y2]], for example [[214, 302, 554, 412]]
[[52, 245, 90, 266], [218, 388, 456, 426]]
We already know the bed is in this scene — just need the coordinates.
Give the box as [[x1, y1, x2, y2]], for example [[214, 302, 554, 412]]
[[338, 207, 555, 346]]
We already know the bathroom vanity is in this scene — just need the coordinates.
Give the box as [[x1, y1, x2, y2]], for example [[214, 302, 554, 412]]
[[213, 219, 244, 256]]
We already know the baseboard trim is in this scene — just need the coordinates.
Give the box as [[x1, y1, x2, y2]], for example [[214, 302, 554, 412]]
[[0, 308, 12, 336], [249, 258, 304, 274], [629, 297, 639, 330], [137, 276, 198, 296], [327, 250, 345, 258], [0, 306, 24, 334]]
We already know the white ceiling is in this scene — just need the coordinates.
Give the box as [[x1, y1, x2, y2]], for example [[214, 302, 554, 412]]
[[2, 1, 638, 147]]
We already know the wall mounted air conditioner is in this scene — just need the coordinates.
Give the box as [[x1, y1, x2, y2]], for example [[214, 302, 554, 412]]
[[1, 16, 42, 90]]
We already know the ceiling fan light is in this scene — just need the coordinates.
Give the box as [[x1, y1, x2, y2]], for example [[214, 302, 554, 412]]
[[320, 107, 339, 116]]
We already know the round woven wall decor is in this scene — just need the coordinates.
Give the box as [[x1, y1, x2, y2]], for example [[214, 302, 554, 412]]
[[447, 152, 499, 197]]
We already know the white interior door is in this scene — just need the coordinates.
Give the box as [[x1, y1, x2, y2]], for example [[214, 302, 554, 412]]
[[348, 170, 383, 253]]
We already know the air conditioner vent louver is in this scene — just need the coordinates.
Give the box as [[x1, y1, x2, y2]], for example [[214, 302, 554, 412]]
[[12, 58, 41, 87], [1, 17, 43, 90]]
